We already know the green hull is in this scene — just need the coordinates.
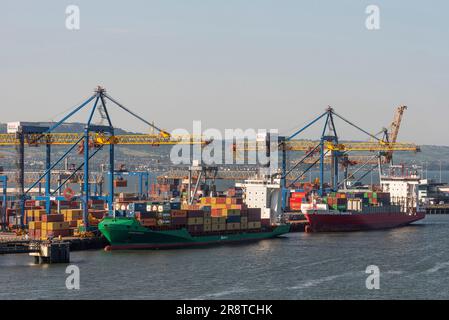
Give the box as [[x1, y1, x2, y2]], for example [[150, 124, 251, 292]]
[[99, 217, 290, 250]]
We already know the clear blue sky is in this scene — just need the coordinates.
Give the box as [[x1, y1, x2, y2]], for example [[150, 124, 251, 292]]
[[1, 0, 448, 145]]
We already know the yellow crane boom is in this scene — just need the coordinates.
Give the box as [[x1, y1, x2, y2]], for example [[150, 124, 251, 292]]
[[0, 132, 209, 146], [233, 140, 420, 152]]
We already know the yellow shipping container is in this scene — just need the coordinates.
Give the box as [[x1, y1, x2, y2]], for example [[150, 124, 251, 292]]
[[41, 230, 47, 240], [42, 221, 70, 231], [226, 222, 241, 231], [211, 224, 227, 231], [62, 209, 83, 221], [211, 217, 226, 224], [26, 210, 34, 217], [33, 210, 46, 219], [248, 221, 262, 229], [225, 198, 232, 205], [187, 217, 204, 225], [28, 221, 42, 230], [77, 219, 84, 227]]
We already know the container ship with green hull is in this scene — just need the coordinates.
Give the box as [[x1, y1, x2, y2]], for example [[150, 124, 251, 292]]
[[99, 217, 290, 250]]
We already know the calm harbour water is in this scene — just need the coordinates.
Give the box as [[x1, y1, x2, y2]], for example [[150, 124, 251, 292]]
[[1, 215, 449, 300]]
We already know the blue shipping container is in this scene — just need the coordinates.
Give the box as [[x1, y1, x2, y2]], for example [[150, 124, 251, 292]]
[[226, 216, 241, 223]]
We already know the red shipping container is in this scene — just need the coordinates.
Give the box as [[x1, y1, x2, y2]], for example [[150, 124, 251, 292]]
[[89, 210, 107, 219], [42, 214, 64, 222], [68, 220, 78, 228], [171, 210, 187, 218], [215, 197, 226, 204], [140, 218, 157, 227], [291, 192, 306, 199], [88, 199, 104, 205], [25, 200, 36, 207], [135, 212, 157, 219]]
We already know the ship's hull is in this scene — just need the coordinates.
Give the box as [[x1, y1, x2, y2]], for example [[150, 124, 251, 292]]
[[304, 211, 425, 232], [99, 217, 290, 250]]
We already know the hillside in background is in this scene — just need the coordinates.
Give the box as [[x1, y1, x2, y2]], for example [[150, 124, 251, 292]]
[[0, 122, 131, 135], [1, 123, 448, 170]]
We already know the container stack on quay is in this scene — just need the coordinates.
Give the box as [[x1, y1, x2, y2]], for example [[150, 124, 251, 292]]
[[4, 208, 17, 227], [149, 179, 182, 200], [25, 198, 109, 240], [28, 212, 72, 240]]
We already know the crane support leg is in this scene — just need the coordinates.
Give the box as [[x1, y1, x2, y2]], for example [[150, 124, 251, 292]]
[[83, 127, 89, 227], [45, 143, 51, 214], [108, 137, 114, 214]]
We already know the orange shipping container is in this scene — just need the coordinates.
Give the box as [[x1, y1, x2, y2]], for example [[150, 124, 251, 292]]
[[211, 208, 223, 217]]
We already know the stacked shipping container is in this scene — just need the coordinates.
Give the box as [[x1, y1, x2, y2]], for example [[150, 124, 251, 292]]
[[27, 208, 108, 240], [121, 197, 264, 234]]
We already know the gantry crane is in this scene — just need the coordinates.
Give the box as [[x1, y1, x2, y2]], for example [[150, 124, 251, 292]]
[[0, 86, 209, 228], [233, 106, 420, 210]]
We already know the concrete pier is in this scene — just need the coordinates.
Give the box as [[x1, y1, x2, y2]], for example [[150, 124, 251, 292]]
[[29, 241, 70, 264], [424, 205, 449, 215]]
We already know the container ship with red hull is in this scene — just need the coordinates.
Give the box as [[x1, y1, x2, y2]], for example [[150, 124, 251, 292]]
[[304, 210, 425, 233], [288, 172, 426, 233]]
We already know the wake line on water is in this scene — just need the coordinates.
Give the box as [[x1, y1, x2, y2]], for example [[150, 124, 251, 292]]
[[286, 272, 354, 290], [194, 288, 251, 299], [425, 261, 449, 274]]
